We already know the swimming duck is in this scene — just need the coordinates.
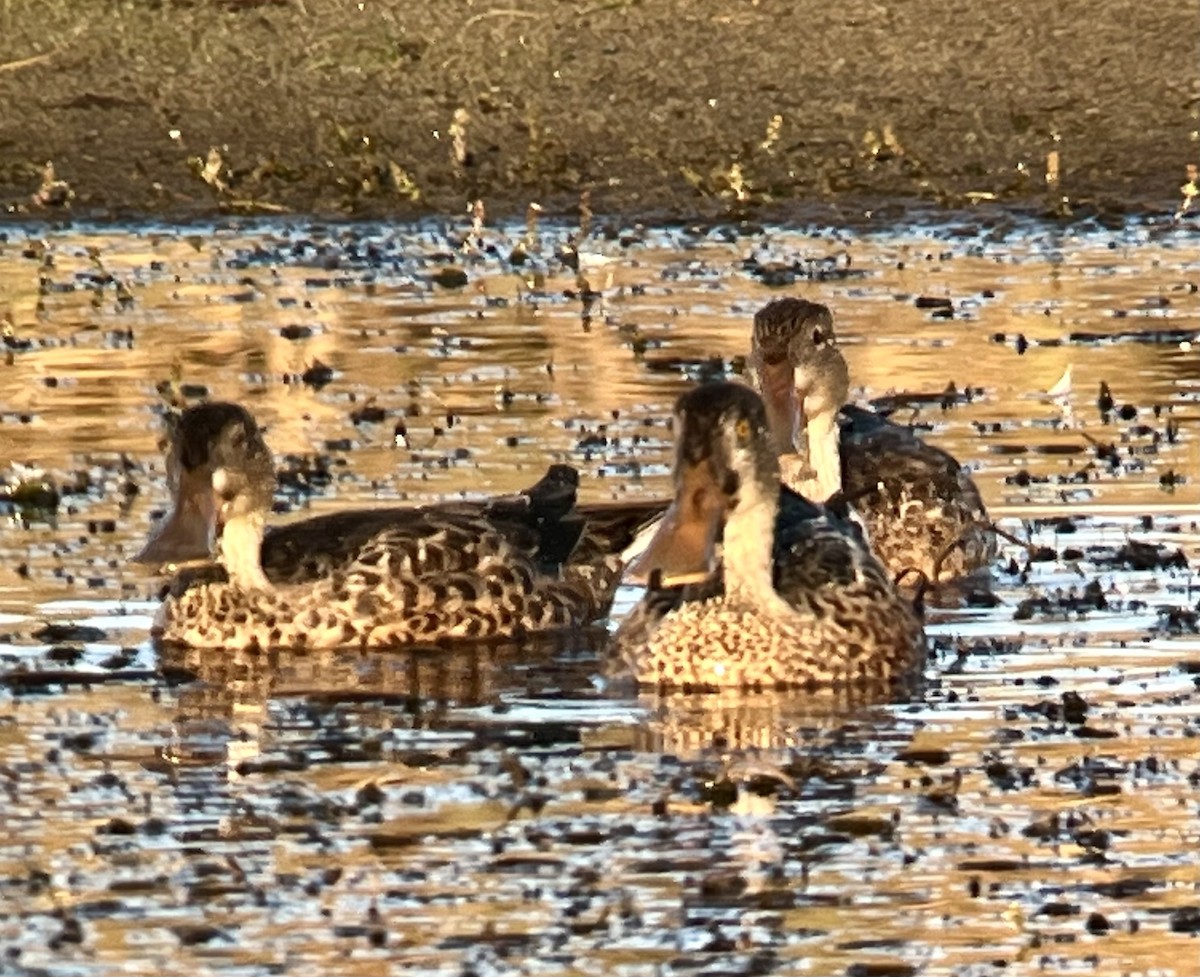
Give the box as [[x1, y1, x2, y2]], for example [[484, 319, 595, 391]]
[[142, 402, 653, 650], [611, 381, 925, 693], [750, 297, 994, 586]]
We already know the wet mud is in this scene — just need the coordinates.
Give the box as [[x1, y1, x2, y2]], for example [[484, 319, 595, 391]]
[[1, 215, 1200, 973], [0, 0, 1196, 224]]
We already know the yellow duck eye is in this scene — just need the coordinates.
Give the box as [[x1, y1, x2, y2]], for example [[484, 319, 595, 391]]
[[735, 417, 752, 441]]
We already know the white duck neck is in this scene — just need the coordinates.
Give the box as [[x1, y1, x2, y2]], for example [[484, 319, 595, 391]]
[[721, 476, 786, 611], [220, 514, 271, 591], [801, 410, 842, 503]]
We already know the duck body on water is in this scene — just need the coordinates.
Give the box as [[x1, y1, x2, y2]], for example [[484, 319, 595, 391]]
[[137, 296, 974, 697], [613, 382, 925, 695], [141, 403, 651, 650]]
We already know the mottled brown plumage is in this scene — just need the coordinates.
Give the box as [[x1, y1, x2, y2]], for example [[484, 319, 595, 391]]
[[611, 382, 925, 696], [837, 403, 994, 586]]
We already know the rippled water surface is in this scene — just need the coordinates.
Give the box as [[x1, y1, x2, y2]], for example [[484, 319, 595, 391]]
[[2, 214, 1200, 975]]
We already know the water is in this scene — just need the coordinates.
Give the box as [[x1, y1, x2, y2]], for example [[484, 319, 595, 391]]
[[1, 213, 1199, 975]]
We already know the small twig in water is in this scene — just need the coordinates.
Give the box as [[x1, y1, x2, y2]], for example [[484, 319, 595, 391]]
[[984, 520, 1036, 554], [1176, 164, 1198, 221]]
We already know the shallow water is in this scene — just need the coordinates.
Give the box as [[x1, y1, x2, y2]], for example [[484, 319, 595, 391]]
[[1, 213, 1200, 975]]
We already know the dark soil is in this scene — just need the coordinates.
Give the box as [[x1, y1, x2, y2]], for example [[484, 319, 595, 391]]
[[0, 0, 1195, 224]]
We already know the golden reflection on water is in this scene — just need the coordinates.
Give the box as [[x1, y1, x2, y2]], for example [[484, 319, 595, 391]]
[[1, 216, 1200, 975], [2, 221, 1198, 502]]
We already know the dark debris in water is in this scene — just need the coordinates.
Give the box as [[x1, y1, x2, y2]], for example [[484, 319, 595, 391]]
[[0, 478, 60, 516], [1069, 327, 1200, 345], [1012, 580, 1108, 621], [1155, 606, 1200, 634], [741, 252, 864, 287], [275, 453, 341, 497], [31, 623, 107, 644], [868, 381, 981, 414], [1101, 540, 1189, 572]]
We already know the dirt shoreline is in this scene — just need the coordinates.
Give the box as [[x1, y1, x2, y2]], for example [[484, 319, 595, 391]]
[[0, 0, 1195, 226]]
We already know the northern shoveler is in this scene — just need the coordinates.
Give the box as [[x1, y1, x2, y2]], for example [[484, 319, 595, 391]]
[[750, 297, 994, 587], [141, 402, 653, 649], [611, 381, 925, 694]]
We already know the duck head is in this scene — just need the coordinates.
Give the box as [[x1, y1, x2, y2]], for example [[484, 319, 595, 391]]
[[629, 381, 780, 589], [751, 299, 836, 454], [136, 403, 274, 585], [750, 298, 850, 501]]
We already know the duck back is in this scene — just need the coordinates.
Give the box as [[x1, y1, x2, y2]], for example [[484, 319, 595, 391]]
[[838, 405, 994, 584]]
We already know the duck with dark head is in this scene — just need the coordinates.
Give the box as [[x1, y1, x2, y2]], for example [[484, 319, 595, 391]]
[[749, 297, 995, 590], [612, 381, 925, 697], [139, 402, 653, 650]]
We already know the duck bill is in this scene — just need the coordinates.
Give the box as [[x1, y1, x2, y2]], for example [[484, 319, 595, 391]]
[[755, 357, 802, 456], [133, 467, 217, 566], [626, 459, 726, 586]]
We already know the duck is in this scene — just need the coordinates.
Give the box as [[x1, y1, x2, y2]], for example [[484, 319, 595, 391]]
[[610, 381, 925, 694], [140, 402, 655, 650], [749, 297, 995, 587]]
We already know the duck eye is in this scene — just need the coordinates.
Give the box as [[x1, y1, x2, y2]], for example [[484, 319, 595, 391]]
[[812, 327, 823, 345], [735, 417, 752, 441]]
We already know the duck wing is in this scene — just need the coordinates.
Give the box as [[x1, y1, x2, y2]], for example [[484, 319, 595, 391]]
[[771, 487, 876, 598], [259, 463, 588, 584], [574, 497, 669, 560], [836, 404, 993, 580], [838, 404, 979, 504]]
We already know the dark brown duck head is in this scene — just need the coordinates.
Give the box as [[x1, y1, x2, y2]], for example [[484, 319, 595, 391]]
[[136, 402, 274, 572], [749, 298, 849, 454], [629, 381, 780, 587], [749, 298, 852, 501]]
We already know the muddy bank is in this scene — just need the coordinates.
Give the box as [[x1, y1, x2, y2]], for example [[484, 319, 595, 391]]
[[0, 0, 1195, 224]]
